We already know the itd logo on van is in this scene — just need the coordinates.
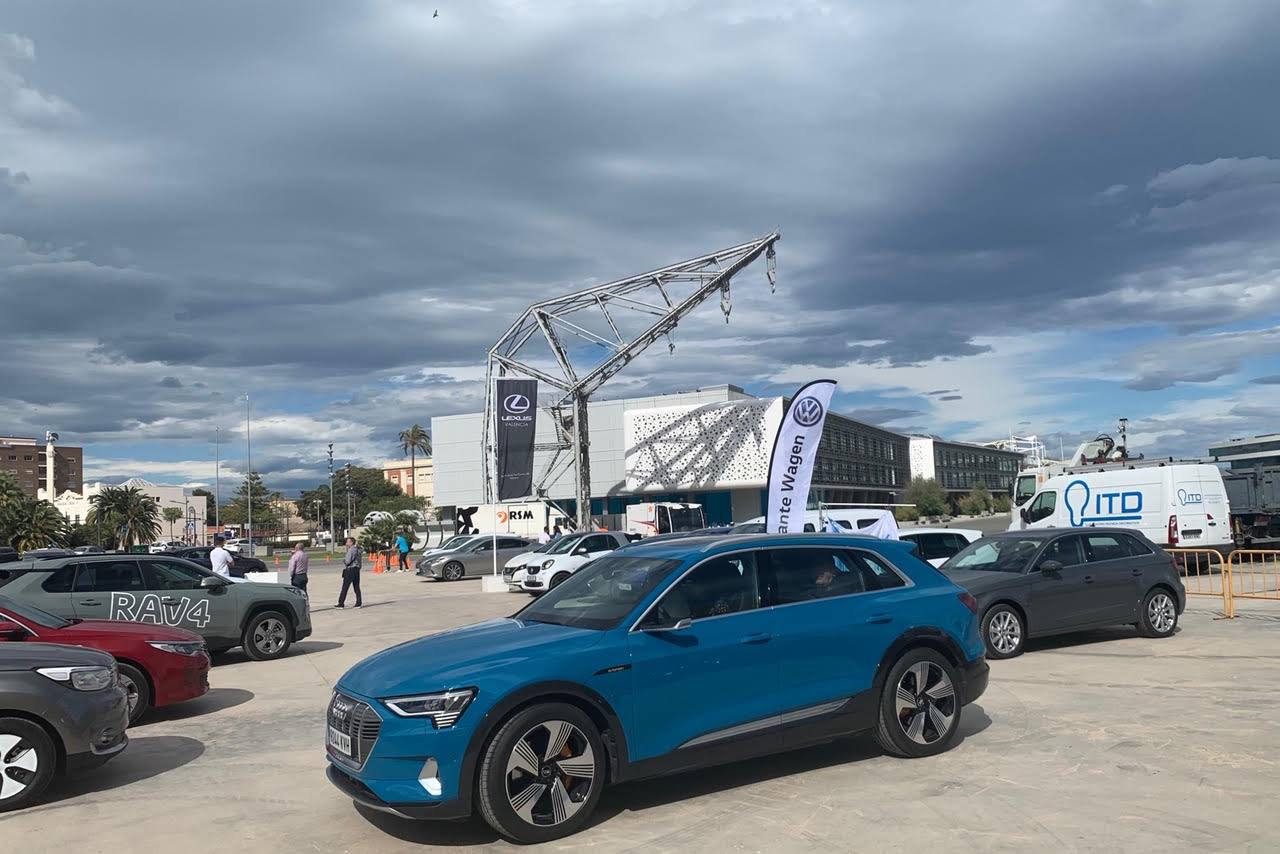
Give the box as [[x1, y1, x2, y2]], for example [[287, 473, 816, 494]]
[[1063, 479, 1144, 527], [1177, 488, 1203, 505]]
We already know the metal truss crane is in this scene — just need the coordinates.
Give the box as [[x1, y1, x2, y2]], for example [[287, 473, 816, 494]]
[[482, 231, 780, 529]]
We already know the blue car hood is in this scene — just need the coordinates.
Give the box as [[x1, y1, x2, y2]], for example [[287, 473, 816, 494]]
[[338, 617, 604, 698]]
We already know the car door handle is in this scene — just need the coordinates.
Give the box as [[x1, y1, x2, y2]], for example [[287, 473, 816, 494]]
[[1131, 569, 1143, 576], [78, 599, 102, 606], [866, 613, 893, 625], [1083, 575, 1095, 584], [740, 632, 772, 645]]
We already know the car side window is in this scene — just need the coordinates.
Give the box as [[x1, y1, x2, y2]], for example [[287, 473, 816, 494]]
[[585, 535, 613, 553], [641, 553, 760, 626], [41, 565, 78, 593], [769, 548, 873, 604], [1121, 535, 1153, 557], [940, 533, 971, 555], [499, 538, 525, 549], [1041, 536, 1084, 566], [1028, 491, 1057, 522], [851, 551, 906, 591], [145, 560, 206, 590], [1082, 534, 1128, 562], [474, 540, 493, 552], [919, 534, 949, 561], [73, 560, 145, 592]]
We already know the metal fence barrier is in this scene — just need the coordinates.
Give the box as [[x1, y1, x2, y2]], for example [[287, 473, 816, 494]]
[[1227, 550, 1280, 608], [1167, 548, 1234, 619]]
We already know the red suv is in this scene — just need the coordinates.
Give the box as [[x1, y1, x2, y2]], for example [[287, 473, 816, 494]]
[[0, 595, 209, 725]]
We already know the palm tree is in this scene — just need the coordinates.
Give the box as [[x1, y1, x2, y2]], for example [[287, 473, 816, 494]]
[[398, 424, 432, 498], [8, 499, 67, 551], [88, 485, 162, 550], [162, 506, 184, 539]]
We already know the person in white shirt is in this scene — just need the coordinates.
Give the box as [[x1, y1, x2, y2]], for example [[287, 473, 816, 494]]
[[210, 536, 236, 578], [537, 527, 550, 545]]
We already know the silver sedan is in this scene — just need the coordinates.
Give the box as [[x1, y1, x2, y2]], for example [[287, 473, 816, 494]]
[[417, 536, 533, 581]]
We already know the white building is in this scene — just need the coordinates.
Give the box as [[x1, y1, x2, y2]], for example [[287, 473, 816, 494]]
[[432, 385, 911, 526], [54, 478, 209, 544]]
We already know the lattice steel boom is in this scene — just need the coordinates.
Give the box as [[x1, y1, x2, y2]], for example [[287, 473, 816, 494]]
[[482, 231, 780, 528]]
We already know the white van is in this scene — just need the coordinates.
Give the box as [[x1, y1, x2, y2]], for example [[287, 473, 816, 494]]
[[1010, 463, 1231, 550], [740, 508, 900, 538]]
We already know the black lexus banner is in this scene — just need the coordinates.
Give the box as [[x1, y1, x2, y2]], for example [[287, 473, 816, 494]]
[[495, 378, 538, 500]]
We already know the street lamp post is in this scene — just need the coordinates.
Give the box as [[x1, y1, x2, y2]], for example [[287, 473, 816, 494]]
[[327, 443, 335, 557], [245, 394, 253, 557], [214, 426, 221, 536], [344, 463, 353, 536]]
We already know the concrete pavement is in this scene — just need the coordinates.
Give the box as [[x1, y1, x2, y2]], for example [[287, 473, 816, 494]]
[[8, 567, 1280, 852]]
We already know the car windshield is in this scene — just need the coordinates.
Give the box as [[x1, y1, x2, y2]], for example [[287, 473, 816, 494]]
[[437, 536, 473, 551], [0, 595, 71, 629], [944, 538, 1042, 573], [515, 555, 682, 630], [665, 507, 705, 533], [546, 534, 589, 555]]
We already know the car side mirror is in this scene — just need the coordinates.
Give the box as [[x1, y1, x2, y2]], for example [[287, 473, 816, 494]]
[[0, 619, 28, 640], [642, 617, 693, 634], [1020, 507, 1030, 523], [1038, 559, 1063, 576], [574, 546, 589, 556], [201, 576, 228, 589]]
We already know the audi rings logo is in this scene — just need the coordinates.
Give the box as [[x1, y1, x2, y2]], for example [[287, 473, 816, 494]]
[[792, 396, 825, 428], [503, 394, 531, 414]]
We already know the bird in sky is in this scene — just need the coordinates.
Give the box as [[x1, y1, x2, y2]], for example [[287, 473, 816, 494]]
[[434, 9, 439, 17]]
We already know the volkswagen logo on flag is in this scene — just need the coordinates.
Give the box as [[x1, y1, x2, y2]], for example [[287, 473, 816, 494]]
[[503, 394, 531, 414], [792, 396, 825, 427]]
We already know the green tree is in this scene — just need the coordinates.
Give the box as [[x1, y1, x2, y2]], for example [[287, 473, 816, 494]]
[[6, 499, 68, 551], [903, 477, 948, 518], [162, 506, 184, 539], [993, 494, 1012, 513], [220, 472, 279, 535], [0, 472, 25, 546], [894, 505, 921, 523], [357, 515, 399, 553], [971, 482, 993, 513], [398, 424, 432, 498], [87, 485, 162, 550]]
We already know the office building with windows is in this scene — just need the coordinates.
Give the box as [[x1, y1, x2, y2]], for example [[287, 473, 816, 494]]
[[0, 436, 83, 500], [1209, 434, 1280, 470], [908, 436, 1023, 497]]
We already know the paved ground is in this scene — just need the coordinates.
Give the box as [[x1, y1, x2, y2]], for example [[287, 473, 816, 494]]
[[7, 568, 1280, 852]]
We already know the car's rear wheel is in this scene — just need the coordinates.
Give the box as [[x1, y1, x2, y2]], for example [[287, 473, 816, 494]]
[[981, 605, 1025, 659], [442, 561, 465, 581], [874, 648, 962, 758], [0, 717, 56, 812], [242, 610, 293, 661], [476, 702, 606, 844], [117, 663, 152, 725], [549, 572, 570, 590], [1138, 588, 1178, 638]]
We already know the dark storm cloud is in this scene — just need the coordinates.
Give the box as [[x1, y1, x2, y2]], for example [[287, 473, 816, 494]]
[[841, 407, 923, 427], [1252, 375, 1280, 385], [938, 395, 963, 402], [3, 0, 1280, 488]]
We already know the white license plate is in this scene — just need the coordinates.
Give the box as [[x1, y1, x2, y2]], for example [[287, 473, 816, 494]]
[[328, 725, 352, 756]]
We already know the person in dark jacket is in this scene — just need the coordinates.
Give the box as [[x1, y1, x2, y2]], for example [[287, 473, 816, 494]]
[[336, 537, 362, 608]]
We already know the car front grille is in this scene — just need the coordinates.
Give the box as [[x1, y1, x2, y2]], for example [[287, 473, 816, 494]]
[[525, 565, 540, 575], [328, 692, 382, 770]]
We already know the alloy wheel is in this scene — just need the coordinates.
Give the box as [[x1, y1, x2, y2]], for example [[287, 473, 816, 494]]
[[444, 563, 463, 581], [0, 734, 38, 802], [988, 610, 1021, 655], [254, 618, 287, 655], [1148, 593, 1176, 633], [120, 673, 140, 717], [894, 661, 956, 746], [505, 720, 596, 826]]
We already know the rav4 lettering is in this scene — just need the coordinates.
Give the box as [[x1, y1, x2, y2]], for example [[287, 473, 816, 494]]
[[110, 592, 213, 629]]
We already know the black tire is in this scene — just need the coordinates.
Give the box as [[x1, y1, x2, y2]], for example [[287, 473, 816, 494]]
[[117, 663, 152, 725], [874, 647, 962, 759], [241, 610, 293, 661], [476, 702, 606, 844], [442, 561, 465, 582], [0, 717, 57, 812], [981, 604, 1026, 659], [549, 572, 570, 590], [1138, 587, 1178, 638]]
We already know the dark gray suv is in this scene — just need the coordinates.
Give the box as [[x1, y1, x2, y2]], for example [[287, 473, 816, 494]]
[[942, 527, 1186, 658], [1, 642, 129, 811]]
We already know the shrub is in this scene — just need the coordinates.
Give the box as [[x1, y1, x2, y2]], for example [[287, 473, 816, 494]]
[[993, 494, 1012, 513], [903, 477, 948, 518], [894, 506, 920, 523]]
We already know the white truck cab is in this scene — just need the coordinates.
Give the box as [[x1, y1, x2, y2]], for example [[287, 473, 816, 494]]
[[625, 502, 705, 537], [1011, 463, 1231, 550]]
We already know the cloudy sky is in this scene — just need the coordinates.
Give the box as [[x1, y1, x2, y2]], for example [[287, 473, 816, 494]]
[[3, 0, 1279, 495]]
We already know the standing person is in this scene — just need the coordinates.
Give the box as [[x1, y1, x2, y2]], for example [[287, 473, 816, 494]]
[[537, 526, 550, 545], [288, 541, 309, 593], [550, 525, 563, 542], [395, 531, 410, 573], [336, 536, 362, 608], [210, 535, 236, 579]]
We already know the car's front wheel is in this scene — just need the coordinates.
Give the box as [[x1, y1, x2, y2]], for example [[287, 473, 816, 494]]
[[0, 717, 56, 812], [549, 572, 570, 590], [242, 610, 293, 661], [1138, 587, 1178, 638], [117, 662, 152, 725], [874, 648, 962, 758], [476, 702, 606, 844], [442, 561, 465, 582], [981, 605, 1026, 659]]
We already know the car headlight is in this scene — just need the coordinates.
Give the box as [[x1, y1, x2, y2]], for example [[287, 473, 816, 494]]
[[147, 641, 206, 656], [541, 559, 555, 569], [382, 688, 476, 728], [429, 556, 449, 565], [285, 586, 307, 597], [37, 665, 117, 691]]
